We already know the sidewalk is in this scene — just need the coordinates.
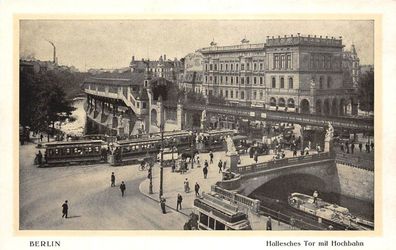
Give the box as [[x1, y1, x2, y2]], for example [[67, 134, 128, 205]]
[[139, 150, 293, 230]]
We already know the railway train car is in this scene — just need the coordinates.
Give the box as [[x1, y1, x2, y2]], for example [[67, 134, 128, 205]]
[[41, 140, 106, 166], [194, 193, 251, 230]]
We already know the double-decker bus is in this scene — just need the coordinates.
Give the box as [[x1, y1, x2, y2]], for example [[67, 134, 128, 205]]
[[194, 193, 251, 230]]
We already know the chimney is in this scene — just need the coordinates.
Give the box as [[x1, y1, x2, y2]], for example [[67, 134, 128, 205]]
[[164, 54, 166, 61], [132, 56, 135, 62]]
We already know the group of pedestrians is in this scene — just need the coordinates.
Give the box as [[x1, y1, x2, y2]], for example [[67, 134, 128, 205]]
[[340, 141, 374, 154]]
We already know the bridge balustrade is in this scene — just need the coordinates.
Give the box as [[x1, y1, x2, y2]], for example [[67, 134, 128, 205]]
[[235, 152, 332, 175], [211, 185, 261, 213]]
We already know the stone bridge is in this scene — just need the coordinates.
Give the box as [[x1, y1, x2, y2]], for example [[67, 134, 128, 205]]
[[216, 151, 374, 202]]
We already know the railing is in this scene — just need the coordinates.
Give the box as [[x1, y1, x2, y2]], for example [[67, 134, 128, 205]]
[[335, 153, 374, 172], [199, 43, 265, 53], [183, 103, 373, 131], [236, 152, 333, 175], [211, 185, 261, 214]]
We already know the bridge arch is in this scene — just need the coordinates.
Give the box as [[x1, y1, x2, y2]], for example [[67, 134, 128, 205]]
[[278, 98, 286, 107], [300, 99, 310, 114], [151, 109, 158, 126], [331, 98, 338, 116], [315, 99, 322, 115], [339, 98, 346, 116], [270, 97, 277, 107], [249, 173, 328, 200], [287, 98, 295, 108], [323, 99, 330, 115]]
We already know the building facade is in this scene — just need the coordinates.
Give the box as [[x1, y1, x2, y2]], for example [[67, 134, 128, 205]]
[[199, 34, 358, 116]]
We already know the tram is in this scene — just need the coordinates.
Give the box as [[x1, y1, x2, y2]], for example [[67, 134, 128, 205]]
[[194, 193, 252, 230], [197, 129, 237, 152], [41, 140, 106, 166], [108, 131, 193, 166]]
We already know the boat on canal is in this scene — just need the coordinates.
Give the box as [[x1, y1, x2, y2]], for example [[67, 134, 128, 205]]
[[288, 192, 374, 230]]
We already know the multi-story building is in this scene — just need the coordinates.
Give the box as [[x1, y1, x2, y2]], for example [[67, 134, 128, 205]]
[[129, 55, 183, 83], [179, 52, 204, 93], [342, 44, 360, 88], [199, 34, 358, 116], [199, 40, 266, 106]]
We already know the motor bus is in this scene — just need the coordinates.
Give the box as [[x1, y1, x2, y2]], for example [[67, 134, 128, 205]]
[[41, 140, 106, 166], [194, 193, 252, 230]]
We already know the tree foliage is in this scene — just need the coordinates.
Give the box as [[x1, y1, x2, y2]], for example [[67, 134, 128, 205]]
[[19, 67, 76, 133], [357, 70, 374, 112]]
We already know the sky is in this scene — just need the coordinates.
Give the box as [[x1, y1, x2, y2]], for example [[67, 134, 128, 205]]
[[20, 20, 374, 71]]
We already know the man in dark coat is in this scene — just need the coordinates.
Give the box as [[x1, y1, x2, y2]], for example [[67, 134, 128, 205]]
[[111, 172, 115, 187], [209, 151, 214, 164], [266, 216, 272, 230], [120, 181, 126, 197], [194, 182, 200, 196], [37, 150, 43, 165], [62, 200, 68, 218], [177, 193, 183, 211], [218, 160, 223, 173], [203, 165, 208, 179], [160, 196, 166, 214]]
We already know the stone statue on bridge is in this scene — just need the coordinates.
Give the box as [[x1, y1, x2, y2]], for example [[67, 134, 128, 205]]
[[325, 121, 334, 141], [226, 135, 237, 154], [324, 122, 334, 153], [200, 109, 207, 130]]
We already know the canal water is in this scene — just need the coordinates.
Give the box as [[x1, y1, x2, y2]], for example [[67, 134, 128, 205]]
[[59, 97, 86, 136], [250, 174, 374, 221]]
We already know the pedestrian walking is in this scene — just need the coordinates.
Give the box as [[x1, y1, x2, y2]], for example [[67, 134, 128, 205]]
[[351, 143, 355, 154], [345, 142, 350, 154], [290, 216, 295, 230], [371, 142, 374, 151], [218, 160, 223, 173], [204, 159, 209, 168], [254, 151, 258, 163], [37, 150, 43, 165], [266, 216, 272, 230], [359, 143, 363, 152], [160, 196, 166, 214], [203, 165, 208, 179], [120, 181, 126, 197], [111, 172, 115, 187], [184, 178, 190, 193], [196, 153, 200, 164], [293, 149, 297, 157], [195, 182, 200, 196], [177, 193, 183, 211], [40, 134, 43, 142], [61, 200, 68, 218], [365, 143, 370, 153], [223, 160, 227, 171], [209, 151, 214, 164]]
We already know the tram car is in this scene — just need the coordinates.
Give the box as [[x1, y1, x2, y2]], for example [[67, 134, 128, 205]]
[[194, 193, 252, 230], [197, 129, 237, 153], [108, 131, 194, 166], [41, 140, 106, 166], [81, 134, 117, 143]]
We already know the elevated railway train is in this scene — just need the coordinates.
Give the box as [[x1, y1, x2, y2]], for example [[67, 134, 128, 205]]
[[37, 130, 238, 167]]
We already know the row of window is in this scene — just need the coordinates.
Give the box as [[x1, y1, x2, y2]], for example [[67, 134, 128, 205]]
[[309, 53, 335, 69], [205, 75, 264, 85], [273, 53, 292, 69], [205, 62, 264, 72], [271, 77, 294, 89]]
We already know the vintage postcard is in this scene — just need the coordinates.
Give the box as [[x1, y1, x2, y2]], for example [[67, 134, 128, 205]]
[[1, 1, 395, 250]]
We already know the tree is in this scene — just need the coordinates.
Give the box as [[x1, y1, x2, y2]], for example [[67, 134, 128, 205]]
[[19, 64, 76, 136], [357, 70, 374, 112]]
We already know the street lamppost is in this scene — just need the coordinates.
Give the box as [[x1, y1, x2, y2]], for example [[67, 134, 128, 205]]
[[159, 122, 164, 198]]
